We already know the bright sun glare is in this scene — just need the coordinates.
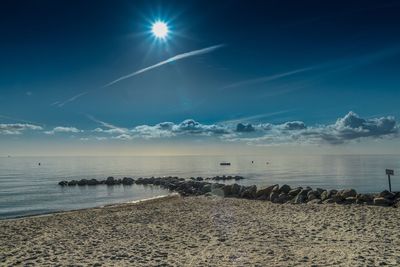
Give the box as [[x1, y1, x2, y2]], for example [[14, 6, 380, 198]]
[[152, 21, 169, 39]]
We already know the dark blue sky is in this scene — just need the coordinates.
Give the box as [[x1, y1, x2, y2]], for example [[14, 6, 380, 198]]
[[1, 0, 400, 154]]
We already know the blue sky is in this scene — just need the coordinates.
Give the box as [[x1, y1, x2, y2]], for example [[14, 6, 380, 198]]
[[1, 0, 400, 155]]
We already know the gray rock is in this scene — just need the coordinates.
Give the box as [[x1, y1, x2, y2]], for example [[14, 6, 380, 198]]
[[241, 185, 257, 199], [67, 180, 78, 186], [294, 193, 306, 204], [77, 179, 88, 186], [279, 184, 291, 194], [256, 185, 276, 199], [272, 185, 280, 192], [288, 187, 302, 197], [277, 193, 290, 204], [307, 192, 318, 201], [327, 189, 338, 198], [345, 197, 357, 204], [320, 190, 329, 201], [331, 194, 344, 204], [374, 197, 393, 206], [58, 181, 68, 186], [270, 191, 280, 203], [122, 177, 134, 185], [356, 194, 373, 203], [378, 190, 395, 200], [341, 189, 357, 198], [105, 176, 116, 185], [87, 179, 99, 185]]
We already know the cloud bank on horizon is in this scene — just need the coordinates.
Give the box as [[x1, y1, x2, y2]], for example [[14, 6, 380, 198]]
[[2, 112, 398, 146]]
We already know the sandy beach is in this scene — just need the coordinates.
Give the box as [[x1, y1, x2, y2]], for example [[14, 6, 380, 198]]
[[1, 195, 400, 266]]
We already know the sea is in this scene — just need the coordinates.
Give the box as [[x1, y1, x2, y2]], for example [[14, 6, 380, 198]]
[[1, 155, 399, 219]]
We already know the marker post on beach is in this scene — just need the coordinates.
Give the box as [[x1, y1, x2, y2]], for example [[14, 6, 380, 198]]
[[385, 169, 394, 192]]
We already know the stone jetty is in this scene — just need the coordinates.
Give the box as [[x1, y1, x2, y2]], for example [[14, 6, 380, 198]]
[[58, 176, 400, 207]]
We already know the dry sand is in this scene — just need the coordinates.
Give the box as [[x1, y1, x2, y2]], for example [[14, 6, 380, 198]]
[[1, 195, 400, 266]]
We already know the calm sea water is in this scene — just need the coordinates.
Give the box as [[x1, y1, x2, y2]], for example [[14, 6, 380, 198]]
[[0, 155, 399, 219]]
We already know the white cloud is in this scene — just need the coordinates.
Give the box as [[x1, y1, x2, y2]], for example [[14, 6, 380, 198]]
[[0, 123, 43, 135], [226, 112, 398, 146], [45, 126, 82, 135]]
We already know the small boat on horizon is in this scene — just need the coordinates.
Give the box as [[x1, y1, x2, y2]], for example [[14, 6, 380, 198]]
[[220, 162, 231, 166]]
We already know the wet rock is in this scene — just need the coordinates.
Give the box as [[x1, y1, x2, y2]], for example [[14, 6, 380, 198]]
[[294, 194, 306, 204], [327, 189, 338, 198], [272, 185, 280, 193], [374, 197, 393, 206], [67, 180, 78, 186], [307, 192, 318, 201], [256, 185, 276, 200], [345, 197, 357, 204], [320, 190, 329, 201], [288, 187, 302, 197], [240, 185, 257, 199], [87, 179, 99, 186], [277, 193, 290, 204], [340, 189, 357, 199], [58, 181, 68, 186], [356, 194, 373, 204], [331, 194, 344, 204], [105, 177, 116, 186], [77, 179, 88, 186], [202, 184, 212, 194], [378, 190, 395, 200], [269, 191, 280, 203], [122, 177, 134, 185], [279, 184, 291, 194]]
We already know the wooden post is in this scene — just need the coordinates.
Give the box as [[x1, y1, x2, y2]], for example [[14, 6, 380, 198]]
[[388, 174, 392, 192]]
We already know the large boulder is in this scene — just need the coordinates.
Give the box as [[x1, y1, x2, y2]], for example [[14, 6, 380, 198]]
[[256, 185, 276, 200], [356, 194, 373, 204], [374, 197, 393, 206], [270, 191, 280, 203], [288, 187, 302, 197], [202, 184, 212, 194], [271, 185, 280, 193], [231, 183, 243, 197], [320, 190, 329, 201], [77, 179, 88, 186], [340, 189, 357, 199], [294, 194, 306, 204], [223, 184, 234, 197], [378, 190, 395, 200], [240, 185, 257, 199], [331, 194, 344, 204], [87, 179, 99, 186], [122, 177, 134, 185], [307, 191, 318, 201], [58, 181, 68, 186], [279, 184, 291, 194], [67, 180, 78, 186], [277, 193, 290, 204], [345, 197, 357, 204], [105, 176, 116, 185]]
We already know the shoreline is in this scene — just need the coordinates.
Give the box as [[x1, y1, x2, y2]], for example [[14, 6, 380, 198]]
[[1, 193, 179, 222]]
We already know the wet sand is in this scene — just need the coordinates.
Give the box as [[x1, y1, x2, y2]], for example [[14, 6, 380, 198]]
[[1, 195, 399, 266]]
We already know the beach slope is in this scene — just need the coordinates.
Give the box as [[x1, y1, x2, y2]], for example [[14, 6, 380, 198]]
[[1, 196, 399, 266]]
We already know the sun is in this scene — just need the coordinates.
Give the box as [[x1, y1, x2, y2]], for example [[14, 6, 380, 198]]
[[151, 21, 169, 39]]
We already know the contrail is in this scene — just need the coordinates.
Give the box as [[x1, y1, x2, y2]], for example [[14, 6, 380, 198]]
[[56, 91, 88, 107], [103, 44, 225, 88], [53, 44, 224, 107], [221, 67, 316, 90]]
